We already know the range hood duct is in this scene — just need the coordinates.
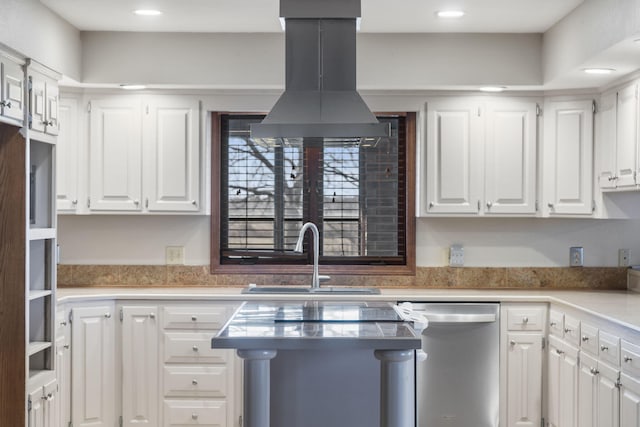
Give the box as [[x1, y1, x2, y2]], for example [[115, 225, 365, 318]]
[[250, 0, 390, 144]]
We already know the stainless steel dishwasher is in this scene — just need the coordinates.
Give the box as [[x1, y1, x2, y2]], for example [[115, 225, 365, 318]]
[[411, 303, 500, 427]]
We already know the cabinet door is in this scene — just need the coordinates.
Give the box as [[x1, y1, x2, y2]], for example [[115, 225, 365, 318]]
[[56, 97, 79, 211], [547, 342, 561, 427], [560, 345, 579, 427], [544, 100, 594, 215], [578, 352, 598, 427], [89, 97, 143, 211], [424, 98, 483, 214], [484, 99, 537, 214], [1, 58, 25, 123], [45, 81, 59, 136], [121, 306, 159, 427], [144, 97, 200, 212], [71, 305, 116, 427], [506, 333, 542, 427], [597, 92, 618, 190], [616, 83, 638, 188], [43, 378, 58, 427], [597, 361, 620, 427], [55, 338, 71, 427], [30, 76, 47, 134], [621, 373, 640, 427], [28, 387, 45, 427]]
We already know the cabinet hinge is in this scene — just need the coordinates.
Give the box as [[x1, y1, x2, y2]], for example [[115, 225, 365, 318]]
[[145, 104, 149, 115], [69, 310, 73, 324], [27, 396, 32, 412], [87, 101, 92, 113], [536, 104, 541, 117], [28, 76, 33, 92], [592, 200, 596, 213], [477, 107, 481, 117], [592, 100, 597, 114], [616, 378, 622, 389], [541, 337, 545, 349], [535, 200, 539, 212], [120, 308, 124, 322], [119, 415, 123, 427], [87, 197, 91, 208]]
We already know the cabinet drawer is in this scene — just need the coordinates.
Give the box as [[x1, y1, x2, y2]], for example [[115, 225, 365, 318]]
[[163, 399, 227, 427], [563, 314, 581, 346], [506, 306, 544, 331], [598, 330, 621, 367], [548, 309, 564, 336], [163, 306, 229, 330], [621, 340, 640, 377], [164, 332, 230, 364], [164, 366, 228, 398], [580, 322, 599, 356]]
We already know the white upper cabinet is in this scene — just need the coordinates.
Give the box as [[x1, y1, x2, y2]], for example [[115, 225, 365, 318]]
[[424, 98, 483, 214], [0, 53, 25, 125], [542, 99, 595, 216], [29, 68, 60, 137], [89, 97, 144, 211], [56, 96, 80, 212], [596, 82, 640, 191], [65, 93, 201, 214], [421, 96, 538, 216], [143, 96, 200, 212], [484, 98, 537, 214]]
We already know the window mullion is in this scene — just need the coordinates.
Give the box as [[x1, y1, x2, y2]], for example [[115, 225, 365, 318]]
[[274, 146, 285, 250]]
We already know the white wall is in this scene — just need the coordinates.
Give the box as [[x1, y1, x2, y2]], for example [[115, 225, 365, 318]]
[[543, 0, 640, 87], [57, 215, 640, 267], [80, 32, 543, 89], [0, 0, 81, 79]]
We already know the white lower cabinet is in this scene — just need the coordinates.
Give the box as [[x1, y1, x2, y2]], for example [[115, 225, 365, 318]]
[[501, 304, 546, 427], [28, 378, 57, 427], [621, 373, 640, 427], [578, 352, 620, 427], [161, 304, 241, 427], [71, 304, 116, 427], [548, 335, 579, 427], [121, 305, 160, 427]]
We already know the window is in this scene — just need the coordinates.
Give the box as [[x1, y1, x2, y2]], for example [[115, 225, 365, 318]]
[[211, 112, 415, 275]]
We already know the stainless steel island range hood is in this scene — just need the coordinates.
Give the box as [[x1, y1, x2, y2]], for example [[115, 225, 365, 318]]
[[250, 0, 390, 146]]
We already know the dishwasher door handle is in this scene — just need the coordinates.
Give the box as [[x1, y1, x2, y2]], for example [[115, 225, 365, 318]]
[[417, 312, 497, 323]]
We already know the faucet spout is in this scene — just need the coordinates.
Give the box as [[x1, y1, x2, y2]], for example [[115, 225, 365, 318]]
[[294, 222, 320, 290]]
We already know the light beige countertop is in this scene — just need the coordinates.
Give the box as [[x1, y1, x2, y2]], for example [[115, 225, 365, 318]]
[[57, 287, 640, 333]]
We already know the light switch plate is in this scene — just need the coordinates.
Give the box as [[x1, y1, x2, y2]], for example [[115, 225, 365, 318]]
[[619, 249, 631, 267], [570, 246, 583, 267]]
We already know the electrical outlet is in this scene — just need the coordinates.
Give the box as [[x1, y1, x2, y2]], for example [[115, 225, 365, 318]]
[[570, 246, 584, 267], [166, 246, 185, 265], [619, 249, 631, 267], [449, 245, 464, 267]]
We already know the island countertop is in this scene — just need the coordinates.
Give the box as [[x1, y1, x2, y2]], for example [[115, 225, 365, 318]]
[[212, 301, 422, 351]]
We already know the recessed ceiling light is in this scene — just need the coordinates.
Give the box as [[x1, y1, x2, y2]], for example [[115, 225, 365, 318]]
[[583, 68, 615, 75], [479, 86, 507, 93], [436, 10, 465, 18], [120, 84, 147, 90], [133, 9, 162, 16]]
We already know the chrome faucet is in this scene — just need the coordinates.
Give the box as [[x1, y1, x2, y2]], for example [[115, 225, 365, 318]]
[[294, 222, 320, 290]]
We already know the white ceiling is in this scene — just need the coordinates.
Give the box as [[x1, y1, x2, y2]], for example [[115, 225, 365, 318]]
[[40, 0, 584, 34]]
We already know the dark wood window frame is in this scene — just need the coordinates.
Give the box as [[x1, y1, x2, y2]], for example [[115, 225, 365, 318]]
[[210, 111, 416, 276]]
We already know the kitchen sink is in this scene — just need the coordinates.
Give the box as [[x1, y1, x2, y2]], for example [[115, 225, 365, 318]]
[[242, 286, 380, 295]]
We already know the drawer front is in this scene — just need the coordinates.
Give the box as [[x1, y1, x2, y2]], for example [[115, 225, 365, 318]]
[[549, 309, 564, 337], [163, 399, 227, 427], [621, 340, 640, 377], [164, 366, 228, 398], [163, 306, 230, 330], [580, 322, 599, 356], [563, 314, 581, 347], [598, 330, 621, 367], [164, 332, 230, 364], [506, 306, 544, 331]]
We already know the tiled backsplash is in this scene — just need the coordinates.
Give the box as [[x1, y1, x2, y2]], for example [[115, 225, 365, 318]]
[[57, 265, 628, 289]]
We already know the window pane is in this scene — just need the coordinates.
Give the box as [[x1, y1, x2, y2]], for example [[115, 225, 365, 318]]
[[220, 115, 405, 265]]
